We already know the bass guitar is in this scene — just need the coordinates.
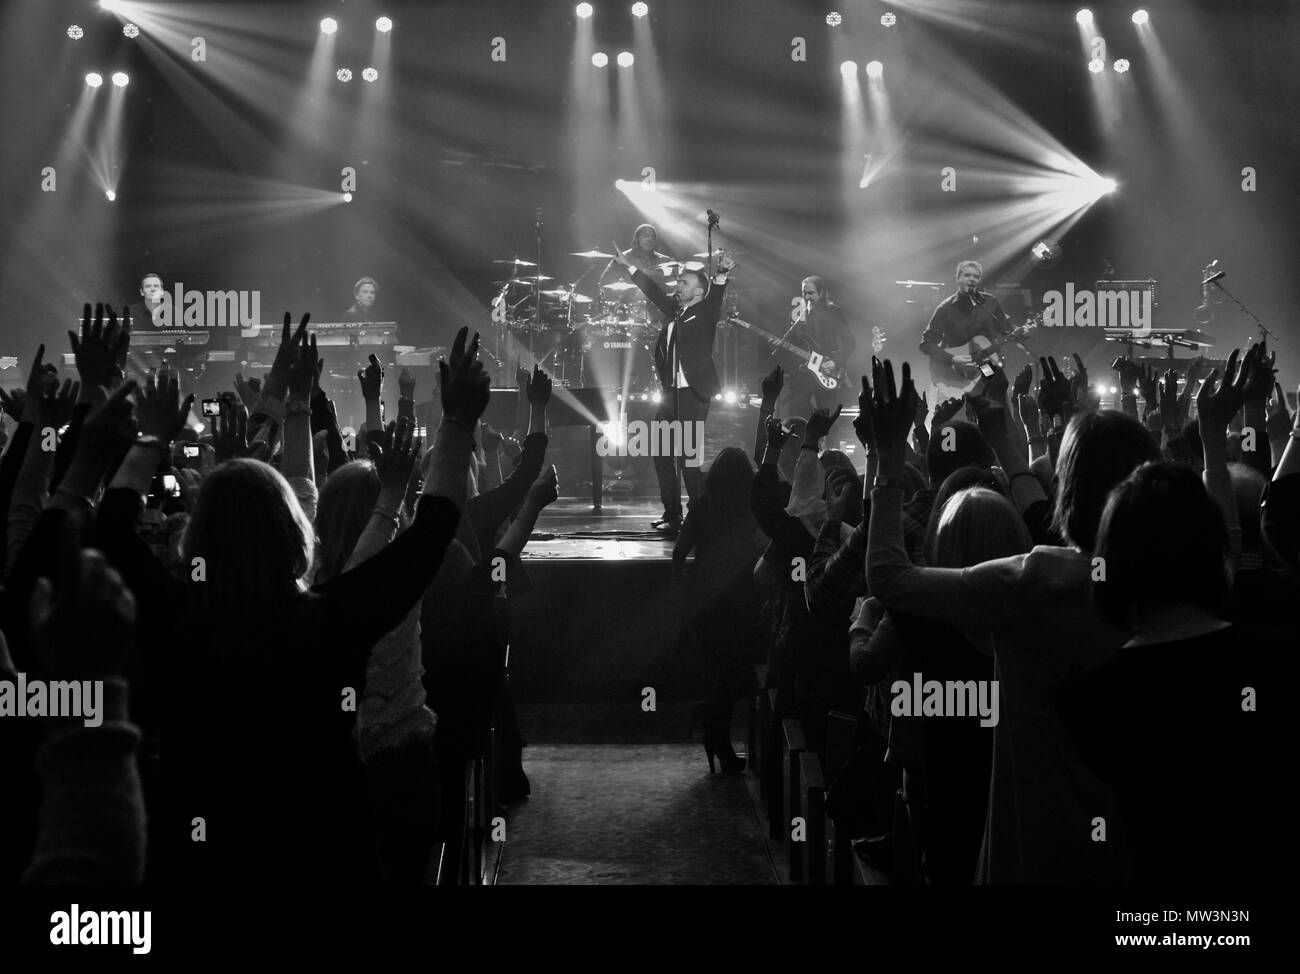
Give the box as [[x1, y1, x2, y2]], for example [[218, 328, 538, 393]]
[[728, 315, 846, 390]]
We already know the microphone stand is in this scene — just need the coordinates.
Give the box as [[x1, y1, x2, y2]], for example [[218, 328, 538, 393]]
[[1209, 279, 1276, 343], [533, 209, 543, 335]]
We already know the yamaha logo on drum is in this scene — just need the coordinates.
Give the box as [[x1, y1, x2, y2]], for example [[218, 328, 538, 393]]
[[604, 341, 634, 349]]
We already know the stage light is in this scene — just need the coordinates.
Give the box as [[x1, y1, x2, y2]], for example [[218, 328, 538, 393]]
[[123, 23, 139, 38], [632, 2, 649, 17], [714, 393, 723, 401], [614, 178, 626, 190], [865, 60, 883, 79], [343, 193, 353, 202], [826, 12, 842, 27], [1100, 177, 1117, 193], [1132, 9, 1149, 25], [105, 190, 116, 201], [85, 72, 103, 88], [1076, 9, 1093, 25], [651, 390, 662, 403], [376, 16, 393, 32], [100, 0, 125, 10], [1113, 59, 1130, 73], [840, 60, 858, 77], [320, 17, 338, 35], [617, 51, 634, 67], [337, 68, 352, 82], [576, 3, 594, 19], [592, 51, 608, 67], [640, 393, 649, 401], [1109, 386, 1119, 395], [111, 72, 129, 87], [881, 12, 897, 27], [362, 67, 379, 82], [1088, 58, 1105, 73], [723, 389, 738, 404], [67, 25, 83, 40]]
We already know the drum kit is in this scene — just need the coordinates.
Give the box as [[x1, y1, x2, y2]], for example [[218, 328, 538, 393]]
[[488, 249, 679, 390]]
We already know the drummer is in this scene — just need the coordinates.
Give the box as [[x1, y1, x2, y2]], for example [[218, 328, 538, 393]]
[[611, 224, 672, 324], [621, 224, 669, 274]]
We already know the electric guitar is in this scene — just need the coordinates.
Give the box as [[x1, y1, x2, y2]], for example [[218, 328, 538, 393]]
[[930, 315, 1041, 399], [728, 315, 846, 390]]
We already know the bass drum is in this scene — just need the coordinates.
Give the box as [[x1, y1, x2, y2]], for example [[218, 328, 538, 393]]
[[583, 331, 656, 394]]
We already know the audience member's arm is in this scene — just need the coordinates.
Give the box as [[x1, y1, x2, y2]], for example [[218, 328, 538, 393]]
[[753, 417, 816, 550], [7, 378, 79, 572], [755, 366, 783, 466], [1239, 342, 1276, 477], [1198, 349, 1249, 570], [495, 465, 556, 559], [281, 333, 318, 518], [22, 548, 145, 885]]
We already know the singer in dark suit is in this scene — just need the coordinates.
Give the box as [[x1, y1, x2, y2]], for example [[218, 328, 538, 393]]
[[919, 260, 1014, 384], [612, 250, 736, 534]]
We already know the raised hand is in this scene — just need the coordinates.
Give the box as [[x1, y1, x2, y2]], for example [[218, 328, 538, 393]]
[[1016, 393, 1042, 438], [439, 327, 490, 427], [79, 381, 139, 464], [526, 364, 553, 407], [933, 395, 964, 429], [853, 376, 876, 449], [357, 353, 384, 401], [980, 361, 1010, 404], [1114, 357, 1141, 395], [760, 365, 784, 405], [527, 464, 560, 509], [1240, 338, 1276, 408], [870, 357, 920, 479], [1137, 363, 1159, 408], [1068, 353, 1099, 413], [287, 332, 319, 404], [964, 391, 1009, 442], [806, 403, 843, 441], [38, 377, 81, 430], [715, 252, 737, 275], [1157, 369, 1182, 429], [0, 387, 28, 423], [13, 343, 59, 422], [825, 468, 854, 521], [137, 367, 194, 444], [765, 414, 791, 453], [611, 242, 633, 270], [1267, 381, 1293, 440], [212, 397, 252, 462], [398, 367, 416, 401], [1196, 347, 1245, 435], [1011, 363, 1034, 401], [69, 303, 131, 391], [914, 390, 929, 430], [1037, 355, 1072, 423], [267, 312, 310, 398], [233, 372, 261, 412], [373, 418, 420, 491]]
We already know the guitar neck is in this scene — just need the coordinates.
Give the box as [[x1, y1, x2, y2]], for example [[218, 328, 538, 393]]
[[728, 317, 812, 357]]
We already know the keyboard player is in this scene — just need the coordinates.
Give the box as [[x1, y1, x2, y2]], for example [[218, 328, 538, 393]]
[[343, 276, 382, 322]]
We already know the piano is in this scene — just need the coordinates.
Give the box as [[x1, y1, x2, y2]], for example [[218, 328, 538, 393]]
[[129, 329, 211, 347]]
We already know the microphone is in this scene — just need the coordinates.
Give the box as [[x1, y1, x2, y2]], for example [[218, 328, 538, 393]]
[[706, 209, 720, 228], [535, 207, 543, 229], [1202, 270, 1225, 286]]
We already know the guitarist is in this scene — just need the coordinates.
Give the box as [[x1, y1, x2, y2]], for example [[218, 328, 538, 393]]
[[919, 260, 1016, 391], [784, 276, 856, 413]]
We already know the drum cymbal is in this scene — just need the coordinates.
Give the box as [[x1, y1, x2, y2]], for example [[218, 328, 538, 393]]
[[570, 249, 616, 259], [692, 251, 744, 258], [491, 275, 553, 285], [541, 289, 594, 303], [654, 260, 704, 273], [601, 281, 638, 292], [493, 258, 537, 266], [894, 280, 943, 287]]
